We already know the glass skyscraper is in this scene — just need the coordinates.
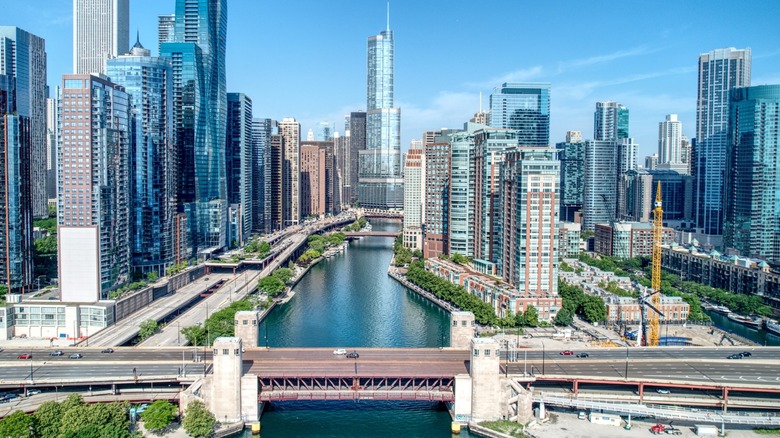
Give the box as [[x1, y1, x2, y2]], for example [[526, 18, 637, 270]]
[[694, 47, 751, 240], [360, 16, 403, 210], [252, 118, 276, 234], [489, 83, 550, 146], [107, 39, 175, 276], [164, 0, 228, 254], [724, 85, 780, 262], [225, 93, 253, 246], [594, 101, 629, 141]]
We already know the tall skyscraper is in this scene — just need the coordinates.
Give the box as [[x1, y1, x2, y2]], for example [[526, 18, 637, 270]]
[[557, 133, 584, 222], [46, 97, 57, 200], [583, 140, 618, 231], [694, 47, 751, 241], [403, 148, 424, 250], [473, 126, 518, 263], [72, 0, 129, 75], [158, 14, 175, 53], [423, 141, 450, 259], [658, 114, 682, 164], [225, 93, 253, 246], [333, 131, 350, 209], [279, 118, 301, 226], [360, 12, 403, 210], [0, 27, 47, 218], [448, 127, 478, 257], [107, 38, 175, 276], [58, 74, 130, 302], [163, 0, 229, 254], [252, 118, 276, 233], [724, 85, 780, 262], [315, 121, 334, 141], [0, 75, 34, 294], [269, 134, 284, 231], [489, 83, 550, 146], [347, 112, 366, 207], [299, 143, 327, 217], [680, 135, 692, 174], [497, 147, 559, 295], [594, 101, 629, 141]]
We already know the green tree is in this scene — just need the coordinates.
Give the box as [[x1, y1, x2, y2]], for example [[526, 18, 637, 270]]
[[182, 400, 216, 438], [138, 319, 159, 340], [146, 271, 159, 283], [0, 410, 35, 438], [258, 275, 285, 297], [522, 306, 539, 327], [272, 268, 293, 284], [182, 325, 207, 346], [141, 400, 178, 435], [554, 306, 574, 326], [34, 235, 58, 255], [34, 400, 62, 437], [60, 394, 85, 414], [581, 295, 607, 323]]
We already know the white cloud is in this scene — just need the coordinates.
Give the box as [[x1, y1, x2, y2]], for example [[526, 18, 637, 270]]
[[559, 44, 665, 72], [397, 91, 478, 148]]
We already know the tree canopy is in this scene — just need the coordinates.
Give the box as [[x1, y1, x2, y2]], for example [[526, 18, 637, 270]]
[[138, 320, 159, 340], [141, 400, 177, 434], [182, 400, 215, 438]]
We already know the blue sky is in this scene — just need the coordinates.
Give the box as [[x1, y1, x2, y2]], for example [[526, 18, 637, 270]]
[[5, 0, 780, 159]]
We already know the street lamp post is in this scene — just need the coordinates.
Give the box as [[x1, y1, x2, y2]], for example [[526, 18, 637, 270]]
[[625, 346, 629, 379]]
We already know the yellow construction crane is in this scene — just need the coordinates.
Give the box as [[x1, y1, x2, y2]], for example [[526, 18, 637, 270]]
[[648, 182, 664, 346]]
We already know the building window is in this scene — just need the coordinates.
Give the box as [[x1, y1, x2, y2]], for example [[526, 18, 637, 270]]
[[223, 349, 229, 355], [473, 349, 479, 357], [485, 349, 491, 357]]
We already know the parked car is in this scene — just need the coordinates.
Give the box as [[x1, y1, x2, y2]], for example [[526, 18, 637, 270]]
[[727, 353, 742, 359], [101, 348, 114, 354], [578, 411, 587, 420], [50, 350, 63, 357], [346, 351, 359, 359], [739, 351, 752, 357], [333, 349, 347, 355], [576, 353, 589, 358], [17, 354, 31, 360], [656, 388, 670, 394], [25, 389, 41, 396], [69, 353, 83, 359], [559, 350, 574, 356]]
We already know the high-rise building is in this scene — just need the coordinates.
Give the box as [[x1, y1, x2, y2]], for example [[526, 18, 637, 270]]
[[158, 14, 175, 53], [0, 27, 47, 218], [46, 97, 57, 200], [333, 131, 350, 210], [279, 118, 300, 226], [489, 83, 550, 146], [645, 154, 658, 170], [724, 85, 780, 262], [347, 112, 366, 207], [448, 127, 478, 258], [594, 101, 628, 141], [72, 0, 129, 75], [403, 148, 424, 250], [473, 126, 518, 263], [658, 114, 682, 164], [694, 47, 751, 241], [225, 93, 253, 246], [0, 75, 34, 294], [583, 140, 617, 231], [360, 14, 403, 210], [299, 143, 327, 218], [252, 118, 275, 234], [423, 141, 450, 259], [497, 147, 559, 295], [58, 74, 130, 302], [164, 0, 229, 254], [615, 137, 638, 219], [268, 134, 284, 231], [680, 135, 692, 174], [557, 134, 584, 223], [315, 121, 334, 141], [106, 38, 175, 276]]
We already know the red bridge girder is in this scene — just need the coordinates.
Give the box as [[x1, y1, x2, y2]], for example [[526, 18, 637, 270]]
[[258, 375, 454, 402]]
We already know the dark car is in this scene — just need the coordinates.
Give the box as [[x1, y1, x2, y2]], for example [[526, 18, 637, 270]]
[[576, 352, 589, 358], [50, 350, 63, 357], [739, 351, 752, 357], [346, 351, 359, 359], [101, 348, 114, 354], [727, 353, 742, 359], [560, 350, 574, 356], [69, 353, 83, 359], [17, 354, 31, 360]]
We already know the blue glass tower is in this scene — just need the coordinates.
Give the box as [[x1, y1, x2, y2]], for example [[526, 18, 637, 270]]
[[489, 83, 550, 146], [724, 85, 780, 262], [359, 10, 403, 210], [165, 0, 228, 255], [226, 93, 253, 246], [107, 37, 175, 276]]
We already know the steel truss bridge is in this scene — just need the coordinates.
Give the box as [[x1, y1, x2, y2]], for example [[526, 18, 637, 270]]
[[258, 375, 454, 402]]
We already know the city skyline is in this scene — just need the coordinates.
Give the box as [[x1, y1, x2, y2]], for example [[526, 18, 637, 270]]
[[3, 0, 779, 160]]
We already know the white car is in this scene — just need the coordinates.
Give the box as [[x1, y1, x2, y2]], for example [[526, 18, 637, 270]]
[[333, 349, 347, 355]]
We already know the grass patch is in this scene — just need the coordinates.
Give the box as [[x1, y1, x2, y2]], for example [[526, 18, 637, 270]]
[[479, 420, 528, 437], [755, 429, 780, 435]]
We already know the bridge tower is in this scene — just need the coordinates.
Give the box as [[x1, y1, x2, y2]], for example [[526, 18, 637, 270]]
[[469, 337, 501, 421], [450, 311, 475, 349], [234, 311, 260, 347], [209, 337, 259, 423]]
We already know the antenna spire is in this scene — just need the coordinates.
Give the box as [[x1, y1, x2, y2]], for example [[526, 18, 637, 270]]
[[386, 2, 390, 31]]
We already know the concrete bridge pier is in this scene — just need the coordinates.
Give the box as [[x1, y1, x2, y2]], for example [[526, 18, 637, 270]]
[[205, 337, 259, 423], [234, 311, 260, 347], [450, 311, 475, 349]]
